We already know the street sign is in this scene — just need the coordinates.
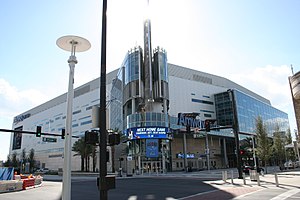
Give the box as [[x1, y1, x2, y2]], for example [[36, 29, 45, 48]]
[[42, 137, 57, 143], [193, 132, 206, 138]]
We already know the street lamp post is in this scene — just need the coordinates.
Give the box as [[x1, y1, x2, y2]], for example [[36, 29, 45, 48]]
[[56, 35, 91, 200]]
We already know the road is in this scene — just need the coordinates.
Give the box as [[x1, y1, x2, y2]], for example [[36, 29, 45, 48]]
[[1, 170, 300, 200], [0, 176, 232, 200], [71, 177, 229, 200]]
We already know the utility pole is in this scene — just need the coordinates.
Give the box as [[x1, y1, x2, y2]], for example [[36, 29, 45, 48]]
[[99, 0, 108, 199]]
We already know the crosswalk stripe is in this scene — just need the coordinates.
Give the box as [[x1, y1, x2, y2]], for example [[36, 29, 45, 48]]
[[270, 188, 299, 200]]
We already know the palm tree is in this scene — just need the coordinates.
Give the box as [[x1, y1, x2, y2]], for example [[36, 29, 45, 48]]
[[91, 147, 97, 172], [21, 148, 27, 173], [72, 137, 97, 172], [27, 148, 36, 173], [11, 152, 19, 169], [72, 138, 86, 171]]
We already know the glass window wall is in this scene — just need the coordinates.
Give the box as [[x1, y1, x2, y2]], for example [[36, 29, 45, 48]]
[[215, 90, 289, 136]]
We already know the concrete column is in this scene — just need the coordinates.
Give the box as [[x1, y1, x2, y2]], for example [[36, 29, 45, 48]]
[[223, 138, 228, 168], [183, 133, 188, 172]]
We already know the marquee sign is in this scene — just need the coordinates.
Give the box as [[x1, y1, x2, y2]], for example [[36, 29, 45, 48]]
[[13, 113, 31, 125], [127, 126, 169, 139], [177, 113, 204, 128]]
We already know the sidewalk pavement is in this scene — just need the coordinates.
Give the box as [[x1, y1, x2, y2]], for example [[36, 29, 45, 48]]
[[202, 170, 300, 200]]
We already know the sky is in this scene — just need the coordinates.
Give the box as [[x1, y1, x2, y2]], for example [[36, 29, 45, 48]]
[[1, 0, 300, 161]]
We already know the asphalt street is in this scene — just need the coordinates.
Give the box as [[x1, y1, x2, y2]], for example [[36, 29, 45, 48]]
[[1, 169, 300, 200]]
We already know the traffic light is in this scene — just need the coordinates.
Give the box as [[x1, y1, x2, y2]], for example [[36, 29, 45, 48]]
[[108, 133, 120, 146], [36, 126, 42, 137], [205, 120, 210, 132], [61, 129, 65, 139], [240, 150, 246, 155], [85, 130, 99, 145]]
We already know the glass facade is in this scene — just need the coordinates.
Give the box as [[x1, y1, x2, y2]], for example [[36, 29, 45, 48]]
[[109, 77, 123, 131], [153, 47, 168, 82], [124, 47, 143, 85], [122, 46, 169, 132], [126, 112, 169, 128], [215, 90, 289, 136]]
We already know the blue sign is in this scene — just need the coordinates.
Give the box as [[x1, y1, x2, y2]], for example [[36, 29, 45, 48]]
[[127, 127, 169, 139], [176, 153, 195, 158], [146, 139, 159, 158]]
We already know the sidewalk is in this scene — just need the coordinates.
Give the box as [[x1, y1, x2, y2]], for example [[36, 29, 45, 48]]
[[201, 170, 300, 200]]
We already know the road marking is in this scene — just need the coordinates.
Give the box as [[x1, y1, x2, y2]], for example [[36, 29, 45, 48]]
[[177, 189, 219, 200], [128, 195, 137, 200], [270, 188, 299, 200]]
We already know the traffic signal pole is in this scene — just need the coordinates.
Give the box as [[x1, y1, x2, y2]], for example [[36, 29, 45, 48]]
[[99, 0, 108, 199]]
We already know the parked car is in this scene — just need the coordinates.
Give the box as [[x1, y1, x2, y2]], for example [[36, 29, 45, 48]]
[[242, 166, 264, 175], [284, 161, 294, 169], [35, 168, 49, 174]]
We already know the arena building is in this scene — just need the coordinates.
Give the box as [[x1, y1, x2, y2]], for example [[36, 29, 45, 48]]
[[9, 17, 289, 174]]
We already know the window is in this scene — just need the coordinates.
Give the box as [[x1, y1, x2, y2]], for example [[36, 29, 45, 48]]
[[192, 98, 213, 105]]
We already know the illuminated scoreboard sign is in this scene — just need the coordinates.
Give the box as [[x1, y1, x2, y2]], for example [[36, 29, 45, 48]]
[[127, 127, 169, 139]]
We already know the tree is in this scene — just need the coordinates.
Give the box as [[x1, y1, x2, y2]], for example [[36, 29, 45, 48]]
[[91, 147, 97, 172], [72, 137, 96, 172], [272, 125, 285, 166], [286, 128, 293, 144], [72, 138, 86, 171], [3, 155, 12, 167], [21, 148, 27, 173], [85, 143, 94, 172], [11, 152, 19, 169], [285, 128, 296, 161], [255, 116, 272, 173], [27, 148, 36, 173]]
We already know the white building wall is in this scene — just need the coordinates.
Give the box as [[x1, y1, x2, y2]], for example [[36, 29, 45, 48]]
[[168, 76, 226, 120], [10, 81, 114, 171]]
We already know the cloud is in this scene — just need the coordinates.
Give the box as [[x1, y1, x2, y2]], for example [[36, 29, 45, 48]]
[[0, 78, 49, 160], [0, 78, 47, 120], [229, 65, 296, 130], [230, 65, 291, 105]]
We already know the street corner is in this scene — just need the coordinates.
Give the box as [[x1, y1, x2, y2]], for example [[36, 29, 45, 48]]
[[202, 178, 263, 197]]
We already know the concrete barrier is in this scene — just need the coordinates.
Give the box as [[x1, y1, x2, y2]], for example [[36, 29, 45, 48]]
[[0, 180, 23, 193]]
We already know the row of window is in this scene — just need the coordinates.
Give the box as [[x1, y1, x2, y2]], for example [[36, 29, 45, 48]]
[[215, 90, 289, 135]]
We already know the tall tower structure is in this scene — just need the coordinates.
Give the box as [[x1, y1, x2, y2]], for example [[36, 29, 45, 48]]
[[123, 2, 169, 129], [122, 0, 170, 174], [143, 18, 153, 104]]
